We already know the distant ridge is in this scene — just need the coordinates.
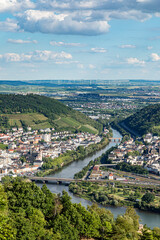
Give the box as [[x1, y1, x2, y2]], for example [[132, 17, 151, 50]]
[[0, 81, 32, 86], [0, 79, 160, 86]]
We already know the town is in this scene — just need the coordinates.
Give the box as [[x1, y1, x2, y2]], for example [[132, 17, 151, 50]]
[[0, 126, 102, 178], [86, 133, 160, 181]]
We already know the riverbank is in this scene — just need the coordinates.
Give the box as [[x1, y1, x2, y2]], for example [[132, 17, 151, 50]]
[[36, 134, 112, 177], [74, 146, 116, 179], [69, 180, 160, 213], [37, 128, 160, 228]]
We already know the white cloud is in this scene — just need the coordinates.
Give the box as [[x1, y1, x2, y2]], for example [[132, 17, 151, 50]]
[[91, 47, 107, 53], [36, 0, 160, 15], [77, 63, 84, 69], [36, 1, 153, 22], [155, 12, 160, 17], [16, 9, 110, 36], [89, 64, 96, 69], [0, 18, 19, 32], [136, 0, 150, 2], [0, 0, 159, 36], [108, 10, 151, 21], [0, 50, 72, 62], [7, 39, 37, 44], [151, 53, 160, 61], [127, 57, 145, 66], [0, 53, 30, 62], [147, 46, 153, 50], [120, 44, 136, 48], [55, 60, 78, 64], [50, 41, 82, 47], [0, 0, 35, 13]]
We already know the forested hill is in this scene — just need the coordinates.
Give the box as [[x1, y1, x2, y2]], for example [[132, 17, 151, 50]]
[[0, 94, 102, 133], [123, 104, 160, 136], [1, 177, 160, 239], [0, 94, 72, 116]]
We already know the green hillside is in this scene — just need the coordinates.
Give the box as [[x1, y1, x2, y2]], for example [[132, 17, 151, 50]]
[[123, 104, 160, 135], [0, 94, 102, 133]]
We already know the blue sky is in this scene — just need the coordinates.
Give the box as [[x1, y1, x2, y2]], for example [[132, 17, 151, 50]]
[[0, 0, 160, 80]]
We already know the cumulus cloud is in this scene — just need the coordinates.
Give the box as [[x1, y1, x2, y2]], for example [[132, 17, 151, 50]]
[[151, 53, 160, 61], [50, 41, 82, 47], [91, 47, 107, 53], [7, 39, 37, 44], [0, 50, 72, 62], [16, 10, 110, 36], [0, 0, 160, 35], [120, 44, 136, 48], [127, 57, 145, 66]]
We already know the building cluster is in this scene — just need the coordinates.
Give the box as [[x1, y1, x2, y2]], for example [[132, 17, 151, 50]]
[[71, 101, 137, 111], [108, 133, 160, 175], [0, 127, 102, 177], [88, 165, 126, 181]]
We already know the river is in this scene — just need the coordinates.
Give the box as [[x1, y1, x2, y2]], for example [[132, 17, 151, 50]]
[[37, 129, 160, 229]]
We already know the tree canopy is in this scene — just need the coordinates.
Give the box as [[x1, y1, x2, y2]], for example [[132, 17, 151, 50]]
[[0, 177, 159, 240]]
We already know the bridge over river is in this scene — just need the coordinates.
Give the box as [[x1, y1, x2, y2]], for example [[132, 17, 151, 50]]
[[109, 137, 121, 142], [29, 164, 117, 184], [29, 176, 108, 184]]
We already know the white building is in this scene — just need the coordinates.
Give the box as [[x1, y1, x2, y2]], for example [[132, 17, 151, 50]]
[[42, 134, 51, 143]]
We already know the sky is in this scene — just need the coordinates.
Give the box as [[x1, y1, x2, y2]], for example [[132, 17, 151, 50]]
[[0, 0, 160, 80]]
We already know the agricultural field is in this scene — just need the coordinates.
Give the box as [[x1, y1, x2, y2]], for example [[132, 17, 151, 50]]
[[2, 113, 49, 129], [53, 117, 98, 134], [0, 112, 99, 133], [79, 124, 98, 134]]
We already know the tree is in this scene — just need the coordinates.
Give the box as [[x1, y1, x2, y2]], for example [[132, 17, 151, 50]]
[[113, 213, 139, 240], [20, 156, 26, 165], [153, 227, 160, 240], [142, 193, 155, 204], [53, 215, 79, 240], [0, 215, 16, 240], [60, 190, 72, 213], [41, 184, 55, 218], [125, 207, 139, 230], [141, 229, 154, 240], [88, 204, 113, 239]]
